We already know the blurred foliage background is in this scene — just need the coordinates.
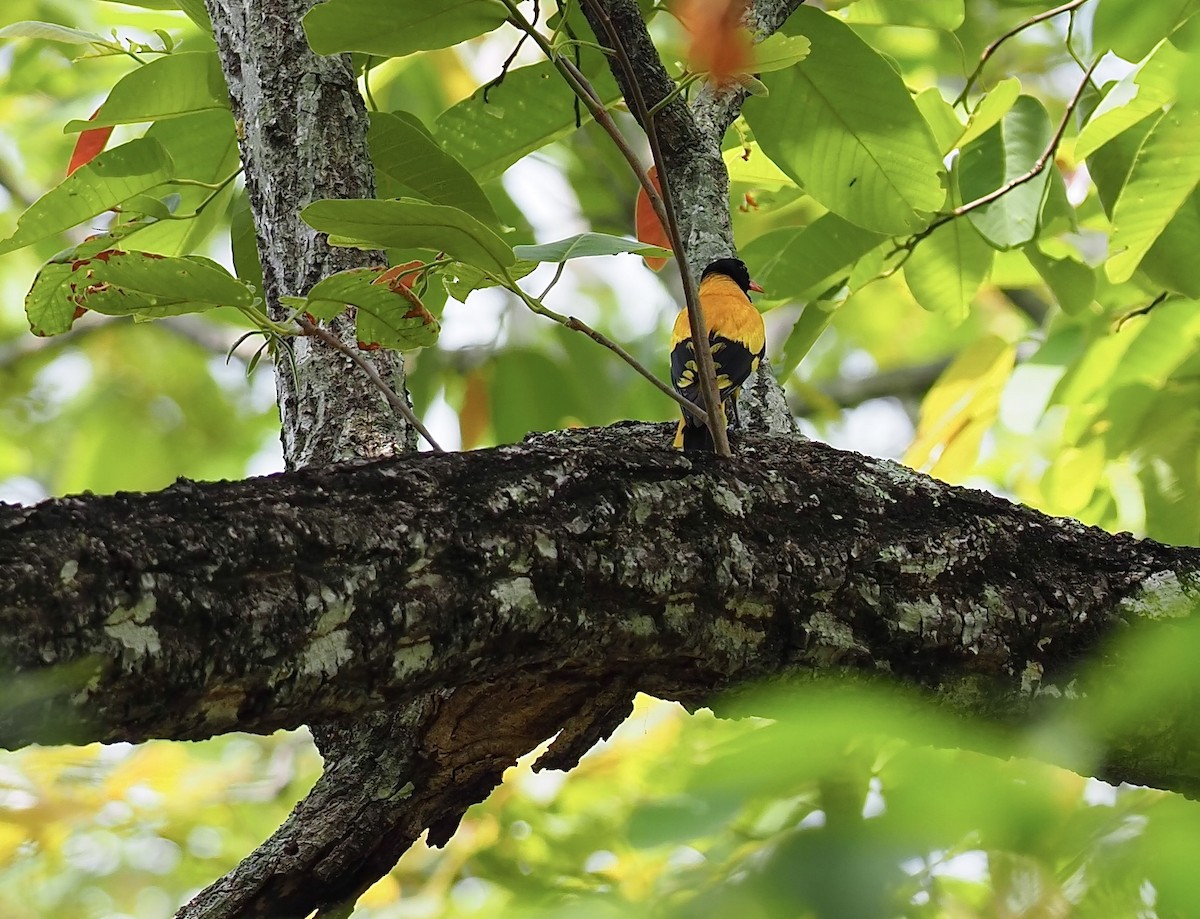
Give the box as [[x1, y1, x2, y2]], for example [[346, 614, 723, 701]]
[[4, 0, 1200, 915]]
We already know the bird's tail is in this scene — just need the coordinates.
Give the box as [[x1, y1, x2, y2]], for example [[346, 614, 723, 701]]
[[673, 402, 728, 452]]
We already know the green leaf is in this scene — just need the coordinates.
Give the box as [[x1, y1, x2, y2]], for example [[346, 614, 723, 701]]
[[1139, 189, 1200, 297], [0, 20, 105, 44], [300, 267, 440, 350], [301, 198, 516, 273], [723, 142, 797, 189], [957, 95, 1054, 249], [442, 259, 535, 301], [741, 213, 887, 301], [1024, 246, 1096, 315], [914, 87, 964, 155], [751, 33, 811, 72], [514, 233, 671, 263], [957, 77, 1021, 149], [230, 190, 265, 295], [743, 6, 945, 234], [26, 246, 254, 335], [775, 299, 839, 381], [369, 111, 497, 226], [1076, 41, 1183, 159], [303, 0, 508, 57], [840, 0, 964, 29], [0, 138, 175, 256], [904, 209, 994, 319], [116, 110, 240, 257], [434, 60, 622, 183], [63, 52, 228, 132], [1107, 100, 1200, 283], [1092, 0, 1199, 62]]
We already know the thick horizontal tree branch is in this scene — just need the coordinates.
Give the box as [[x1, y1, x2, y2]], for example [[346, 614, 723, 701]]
[[4, 425, 1199, 792]]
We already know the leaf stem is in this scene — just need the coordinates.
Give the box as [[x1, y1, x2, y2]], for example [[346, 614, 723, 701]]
[[899, 59, 1096, 257], [500, 268, 710, 425], [954, 0, 1089, 108]]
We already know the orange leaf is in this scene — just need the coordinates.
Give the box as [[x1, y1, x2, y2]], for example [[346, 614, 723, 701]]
[[635, 166, 671, 271], [374, 259, 423, 291], [674, 0, 753, 85], [67, 109, 114, 176]]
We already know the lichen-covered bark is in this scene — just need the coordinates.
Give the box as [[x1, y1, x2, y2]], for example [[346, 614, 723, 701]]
[[4, 427, 1199, 785], [205, 0, 413, 467]]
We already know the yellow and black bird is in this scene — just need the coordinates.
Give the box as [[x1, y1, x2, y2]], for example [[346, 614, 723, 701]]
[[671, 257, 766, 451]]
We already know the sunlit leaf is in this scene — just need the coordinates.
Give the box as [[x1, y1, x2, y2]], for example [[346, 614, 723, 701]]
[[634, 165, 671, 271], [1076, 41, 1183, 159], [743, 6, 945, 234], [301, 198, 516, 273], [958, 95, 1055, 249], [515, 233, 670, 263], [741, 213, 887, 302], [369, 111, 497, 226], [63, 52, 228, 131], [303, 0, 509, 57], [434, 60, 622, 182], [0, 20, 105, 44], [1092, 0, 1199, 62], [1107, 100, 1200, 282], [957, 77, 1021, 149], [0, 138, 175, 256], [298, 267, 440, 350]]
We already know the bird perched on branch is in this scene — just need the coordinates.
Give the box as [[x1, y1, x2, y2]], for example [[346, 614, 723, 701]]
[[671, 257, 766, 451]]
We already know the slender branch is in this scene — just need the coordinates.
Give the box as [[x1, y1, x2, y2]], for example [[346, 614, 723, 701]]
[[954, 0, 1088, 107], [900, 59, 1097, 256], [295, 316, 444, 452], [502, 270, 710, 424], [580, 0, 731, 455]]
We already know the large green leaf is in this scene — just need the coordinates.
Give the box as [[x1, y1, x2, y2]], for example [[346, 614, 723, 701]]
[[1107, 100, 1200, 283], [434, 60, 622, 183], [957, 77, 1021, 148], [743, 6, 944, 234], [301, 198, 515, 273], [957, 95, 1054, 250], [369, 111, 496, 226], [0, 20, 104, 44], [514, 233, 671, 263], [904, 210, 994, 319], [1139, 188, 1200, 297], [292, 267, 440, 350], [26, 245, 253, 335], [840, 0, 964, 29], [63, 52, 227, 132], [1092, 0, 1199, 62], [1024, 247, 1096, 315], [303, 0, 508, 57], [0, 138, 175, 256], [741, 213, 887, 301], [1076, 41, 1183, 159], [117, 109, 240, 256]]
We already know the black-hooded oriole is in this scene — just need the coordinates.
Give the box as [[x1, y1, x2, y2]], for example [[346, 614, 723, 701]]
[[670, 257, 766, 451]]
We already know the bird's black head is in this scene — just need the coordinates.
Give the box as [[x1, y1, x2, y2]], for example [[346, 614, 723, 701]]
[[702, 257, 754, 294]]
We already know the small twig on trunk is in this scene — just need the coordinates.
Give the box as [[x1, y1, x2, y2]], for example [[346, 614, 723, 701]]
[[295, 316, 444, 452]]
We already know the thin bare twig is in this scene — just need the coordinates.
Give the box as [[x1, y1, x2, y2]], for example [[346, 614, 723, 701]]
[[579, 0, 731, 455], [954, 0, 1088, 107], [504, 272, 710, 424], [901, 59, 1097, 255], [295, 316, 445, 452]]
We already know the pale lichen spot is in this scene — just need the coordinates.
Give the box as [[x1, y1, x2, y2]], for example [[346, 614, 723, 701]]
[[59, 559, 79, 584], [492, 576, 539, 616], [105, 593, 161, 656], [1020, 660, 1044, 694], [895, 596, 942, 634], [393, 638, 433, 677], [1119, 570, 1195, 620], [300, 629, 353, 678], [713, 484, 746, 517], [534, 533, 558, 560]]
